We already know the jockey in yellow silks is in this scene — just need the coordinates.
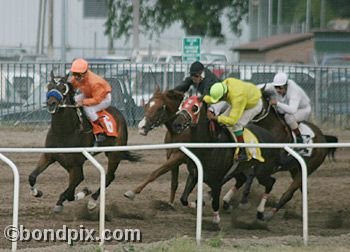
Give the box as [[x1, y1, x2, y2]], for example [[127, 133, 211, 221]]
[[203, 78, 263, 161]]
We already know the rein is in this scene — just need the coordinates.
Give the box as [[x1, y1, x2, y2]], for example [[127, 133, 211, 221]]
[[251, 102, 272, 123]]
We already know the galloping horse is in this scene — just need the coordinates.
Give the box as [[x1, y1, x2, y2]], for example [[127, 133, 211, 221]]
[[241, 89, 330, 220], [171, 96, 281, 223], [28, 71, 140, 212], [124, 88, 189, 204]]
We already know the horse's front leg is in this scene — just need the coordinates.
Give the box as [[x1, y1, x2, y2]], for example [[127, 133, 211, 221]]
[[169, 166, 179, 206], [124, 152, 184, 200], [211, 185, 222, 224], [28, 153, 55, 198], [264, 173, 300, 221], [180, 165, 197, 208], [54, 166, 84, 213], [222, 172, 248, 210]]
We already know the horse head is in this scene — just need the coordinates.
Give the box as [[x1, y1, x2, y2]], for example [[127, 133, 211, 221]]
[[138, 87, 184, 135], [172, 96, 203, 134], [46, 70, 73, 114]]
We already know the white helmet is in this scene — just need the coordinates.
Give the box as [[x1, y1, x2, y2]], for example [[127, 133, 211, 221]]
[[272, 72, 288, 86]]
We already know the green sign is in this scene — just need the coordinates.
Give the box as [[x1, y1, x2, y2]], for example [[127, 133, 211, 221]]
[[182, 37, 201, 62]]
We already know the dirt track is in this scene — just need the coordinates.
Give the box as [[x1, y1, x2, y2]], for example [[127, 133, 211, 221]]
[[0, 126, 350, 251]]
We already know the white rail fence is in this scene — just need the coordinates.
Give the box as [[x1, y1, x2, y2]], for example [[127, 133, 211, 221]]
[[1, 142, 346, 251]]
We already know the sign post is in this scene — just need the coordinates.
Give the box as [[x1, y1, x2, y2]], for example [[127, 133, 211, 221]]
[[182, 37, 201, 62]]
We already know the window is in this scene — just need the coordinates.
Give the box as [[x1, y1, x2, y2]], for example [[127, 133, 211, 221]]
[[84, 0, 108, 18]]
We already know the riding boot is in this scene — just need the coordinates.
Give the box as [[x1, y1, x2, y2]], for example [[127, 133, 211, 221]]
[[91, 118, 106, 146], [292, 127, 305, 153], [234, 130, 248, 162]]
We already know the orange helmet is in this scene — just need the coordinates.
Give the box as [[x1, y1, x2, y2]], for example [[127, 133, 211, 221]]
[[70, 58, 89, 73]]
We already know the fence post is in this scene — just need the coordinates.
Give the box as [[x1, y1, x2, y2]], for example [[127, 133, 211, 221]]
[[179, 146, 203, 246], [0, 153, 19, 252]]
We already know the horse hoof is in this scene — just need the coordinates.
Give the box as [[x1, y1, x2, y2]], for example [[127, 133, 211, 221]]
[[53, 205, 63, 213], [212, 214, 221, 224], [263, 211, 274, 221], [222, 201, 230, 211], [238, 202, 251, 210], [82, 187, 92, 196], [188, 202, 197, 209], [256, 211, 264, 220], [30, 188, 43, 198], [124, 190, 136, 200], [87, 198, 98, 210]]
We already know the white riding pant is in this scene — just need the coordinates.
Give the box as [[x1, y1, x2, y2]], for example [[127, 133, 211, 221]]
[[232, 99, 263, 132], [74, 93, 112, 121], [284, 106, 311, 130], [208, 101, 230, 116]]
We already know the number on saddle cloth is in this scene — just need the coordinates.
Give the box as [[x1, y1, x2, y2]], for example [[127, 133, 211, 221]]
[[96, 110, 119, 137]]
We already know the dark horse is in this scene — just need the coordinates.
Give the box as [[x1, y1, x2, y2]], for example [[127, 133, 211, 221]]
[[171, 96, 282, 223], [125, 88, 254, 213], [124, 88, 189, 204], [28, 71, 140, 213]]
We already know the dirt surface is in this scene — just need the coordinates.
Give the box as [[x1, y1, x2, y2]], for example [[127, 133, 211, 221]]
[[0, 125, 350, 251]]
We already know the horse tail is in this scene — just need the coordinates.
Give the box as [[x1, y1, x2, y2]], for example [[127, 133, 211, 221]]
[[324, 134, 338, 162], [122, 151, 142, 162]]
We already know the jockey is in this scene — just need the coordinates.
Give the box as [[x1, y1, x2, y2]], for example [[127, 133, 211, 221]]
[[268, 72, 311, 144], [70, 58, 112, 144], [203, 78, 263, 161], [174, 61, 229, 115]]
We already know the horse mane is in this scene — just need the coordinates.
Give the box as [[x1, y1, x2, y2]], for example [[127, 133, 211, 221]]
[[157, 89, 184, 112]]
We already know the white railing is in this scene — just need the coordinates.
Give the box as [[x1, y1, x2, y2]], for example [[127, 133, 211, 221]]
[[0, 142, 346, 251]]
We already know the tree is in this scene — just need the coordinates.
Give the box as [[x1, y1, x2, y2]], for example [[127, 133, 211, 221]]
[[104, 0, 248, 44]]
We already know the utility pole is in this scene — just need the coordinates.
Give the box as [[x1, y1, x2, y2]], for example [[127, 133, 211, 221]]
[[60, 0, 66, 62], [306, 0, 311, 32], [47, 0, 54, 59], [277, 0, 282, 34], [132, 0, 140, 58], [36, 0, 43, 54], [268, 0, 273, 36], [320, 0, 326, 29]]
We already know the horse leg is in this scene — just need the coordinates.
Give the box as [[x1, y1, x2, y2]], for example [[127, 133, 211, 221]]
[[211, 186, 222, 224], [255, 174, 276, 221], [222, 172, 247, 210], [28, 154, 55, 198], [179, 166, 197, 208], [54, 166, 84, 213], [169, 166, 179, 205], [124, 152, 184, 200], [239, 173, 254, 207], [88, 153, 122, 209]]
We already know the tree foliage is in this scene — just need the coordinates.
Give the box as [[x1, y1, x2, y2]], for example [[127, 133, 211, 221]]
[[104, 0, 248, 43]]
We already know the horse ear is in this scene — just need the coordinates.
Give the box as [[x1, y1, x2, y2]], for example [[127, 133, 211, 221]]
[[50, 70, 55, 81], [154, 85, 161, 94]]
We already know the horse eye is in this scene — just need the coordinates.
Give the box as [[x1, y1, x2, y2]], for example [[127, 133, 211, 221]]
[[192, 105, 199, 113]]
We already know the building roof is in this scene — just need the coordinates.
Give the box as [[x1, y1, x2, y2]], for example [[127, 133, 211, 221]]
[[233, 33, 314, 52]]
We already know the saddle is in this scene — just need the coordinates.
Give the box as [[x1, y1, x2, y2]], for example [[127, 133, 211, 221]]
[[208, 121, 265, 163], [77, 108, 119, 137]]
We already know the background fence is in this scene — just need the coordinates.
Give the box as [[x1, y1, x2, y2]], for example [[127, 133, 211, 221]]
[[0, 62, 349, 128]]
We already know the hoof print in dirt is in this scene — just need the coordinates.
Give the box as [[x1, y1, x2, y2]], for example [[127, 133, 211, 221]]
[[325, 211, 344, 229], [151, 200, 176, 211], [202, 220, 221, 231]]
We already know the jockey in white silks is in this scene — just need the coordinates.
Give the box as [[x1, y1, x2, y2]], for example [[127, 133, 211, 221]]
[[265, 72, 311, 143]]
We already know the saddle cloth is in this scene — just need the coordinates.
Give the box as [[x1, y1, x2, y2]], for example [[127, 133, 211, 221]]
[[292, 122, 314, 157], [92, 110, 119, 137], [233, 128, 265, 162]]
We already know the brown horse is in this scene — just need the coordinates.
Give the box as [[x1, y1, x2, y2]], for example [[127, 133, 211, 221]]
[[28, 71, 140, 213], [243, 89, 332, 220], [124, 88, 188, 204]]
